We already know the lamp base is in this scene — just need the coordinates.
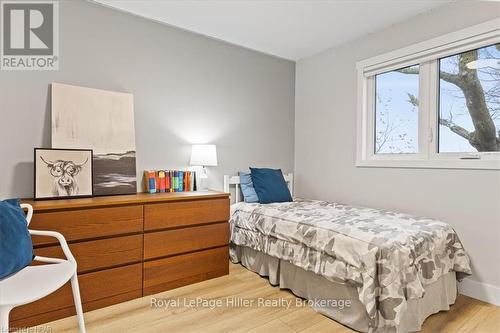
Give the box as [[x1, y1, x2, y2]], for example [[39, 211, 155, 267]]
[[196, 166, 209, 191]]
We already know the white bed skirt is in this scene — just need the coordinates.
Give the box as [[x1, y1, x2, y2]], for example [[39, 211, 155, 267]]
[[230, 244, 457, 333]]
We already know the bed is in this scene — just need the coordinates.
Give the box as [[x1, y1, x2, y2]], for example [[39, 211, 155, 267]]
[[224, 173, 472, 333]]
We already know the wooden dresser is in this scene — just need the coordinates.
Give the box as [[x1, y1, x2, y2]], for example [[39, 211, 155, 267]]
[[12, 191, 230, 329]]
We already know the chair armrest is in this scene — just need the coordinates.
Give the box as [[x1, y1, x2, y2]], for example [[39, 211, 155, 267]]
[[33, 256, 67, 264], [29, 229, 76, 264], [20, 203, 33, 226]]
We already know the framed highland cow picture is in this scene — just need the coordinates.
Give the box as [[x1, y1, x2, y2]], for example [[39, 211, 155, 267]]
[[34, 148, 93, 200]]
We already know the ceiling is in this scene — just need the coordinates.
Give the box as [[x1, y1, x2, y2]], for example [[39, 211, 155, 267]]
[[93, 0, 452, 61]]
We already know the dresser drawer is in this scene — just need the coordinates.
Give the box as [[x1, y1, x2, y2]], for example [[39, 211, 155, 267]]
[[144, 223, 228, 260], [30, 206, 143, 245], [11, 263, 143, 321], [34, 234, 143, 273], [144, 198, 229, 230], [143, 246, 228, 295]]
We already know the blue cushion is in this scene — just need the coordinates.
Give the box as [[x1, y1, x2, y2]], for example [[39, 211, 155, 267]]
[[0, 199, 33, 279], [238, 171, 259, 203], [250, 168, 292, 204]]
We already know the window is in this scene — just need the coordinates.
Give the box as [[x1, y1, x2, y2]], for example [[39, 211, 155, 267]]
[[356, 19, 500, 169], [438, 44, 500, 153], [375, 66, 419, 154]]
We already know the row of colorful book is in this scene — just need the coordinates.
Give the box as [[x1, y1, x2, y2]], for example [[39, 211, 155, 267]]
[[144, 170, 197, 193]]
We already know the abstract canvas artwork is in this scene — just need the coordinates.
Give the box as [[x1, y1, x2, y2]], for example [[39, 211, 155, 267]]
[[51, 83, 137, 196], [34, 148, 93, 200]]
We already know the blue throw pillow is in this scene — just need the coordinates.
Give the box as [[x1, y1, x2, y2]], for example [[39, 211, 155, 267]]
[[250, 168, 293, 204], [238, 171, 259, 203], [0, 199, 33, 279]]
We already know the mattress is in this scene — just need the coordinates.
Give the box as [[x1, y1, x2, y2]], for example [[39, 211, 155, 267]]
[[229, 199, 471, 331], [230, 244, 457, 333]]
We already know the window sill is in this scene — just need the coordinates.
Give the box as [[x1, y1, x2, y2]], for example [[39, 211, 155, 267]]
[[356, 159, 500, 170]]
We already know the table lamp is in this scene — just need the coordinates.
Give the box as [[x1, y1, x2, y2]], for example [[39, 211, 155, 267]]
[[190, 144, 218, 190]]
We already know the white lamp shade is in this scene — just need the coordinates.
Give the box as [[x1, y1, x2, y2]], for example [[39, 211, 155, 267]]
[[190, 144, 218, 166]]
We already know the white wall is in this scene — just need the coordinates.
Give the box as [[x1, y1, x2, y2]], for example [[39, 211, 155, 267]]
[[0, 0, 295, 198], [295, 1, 500, 304]]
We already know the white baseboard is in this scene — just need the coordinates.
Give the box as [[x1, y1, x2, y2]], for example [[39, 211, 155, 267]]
[[458, 278, 500, 306]]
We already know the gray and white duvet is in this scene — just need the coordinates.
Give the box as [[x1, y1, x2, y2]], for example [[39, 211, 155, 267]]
[[229, 198, 471, 331]]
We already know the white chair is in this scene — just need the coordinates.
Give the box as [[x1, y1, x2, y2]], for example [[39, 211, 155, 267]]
[[0, 204, 86, 333]]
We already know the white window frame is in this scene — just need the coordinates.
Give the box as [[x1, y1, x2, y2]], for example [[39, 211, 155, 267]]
[[356, 19, 500, 170]]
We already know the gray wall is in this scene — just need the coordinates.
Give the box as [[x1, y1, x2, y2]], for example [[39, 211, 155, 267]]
[[0, 0, 295, 198], [295, 1, 500, 301]]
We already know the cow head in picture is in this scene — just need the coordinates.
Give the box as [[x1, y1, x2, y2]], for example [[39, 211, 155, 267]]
[[40, 156, 88, 196]]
